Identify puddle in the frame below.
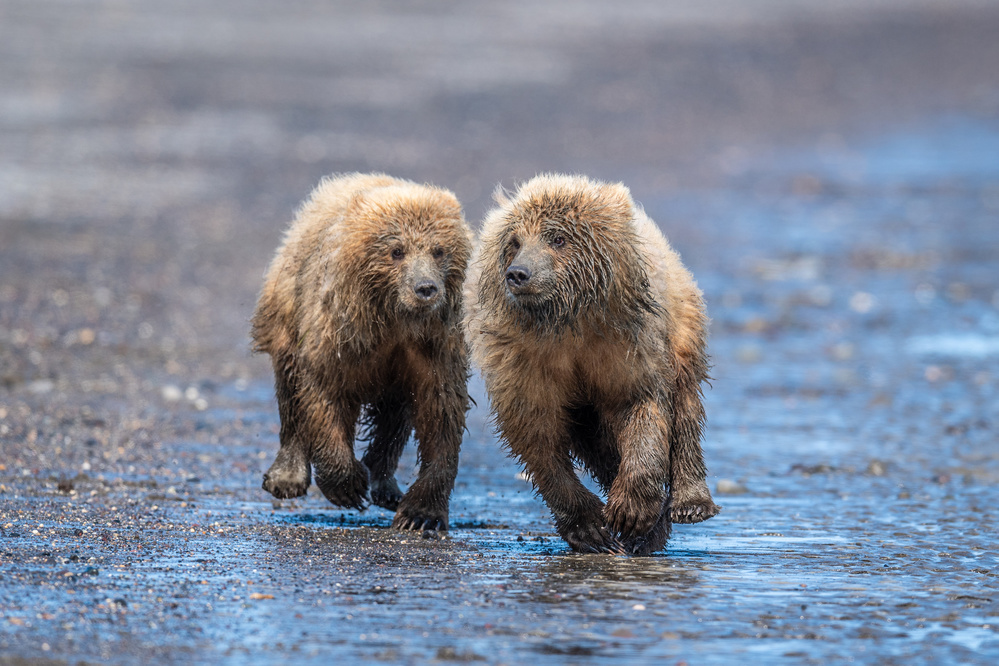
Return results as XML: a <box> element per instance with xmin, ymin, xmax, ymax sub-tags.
<box><xmin>905</xmin><ymin>334</ymin><xmax>999</xmax><ymax>357</ymax></box>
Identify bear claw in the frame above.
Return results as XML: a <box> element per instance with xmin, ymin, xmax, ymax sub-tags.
<box><xmin>392</xmin><ymin>510</ymin><xmax>447</xmax><ymax>532</ymax></box>
<box><xmin>668</xmin><ymin>501</ymin><xmax>721</xmax><ymax>524</ymax></box>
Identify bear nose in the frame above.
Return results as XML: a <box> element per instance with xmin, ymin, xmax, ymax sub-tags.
<box><xmin>414</xmin><ymin>281</ymin><xmax>439</xmax><ymax>300</ymax></box>
<box><xmin>505</xmin><ymin>265</ymin><xmax>532</xmax><ymax>287</ymax></box>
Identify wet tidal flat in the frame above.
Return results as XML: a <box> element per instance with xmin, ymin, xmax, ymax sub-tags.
<box><xmin>3</xmin><ymin>1</ymin><xmax>999</xmax><ymax>663</ymax></box>
<box><xmin>4</xmin><ymin>118</ymin><xmax>999</xmax><ymax>662</ymax></box>
<box><xmin>1</xmin><ymin>366</ymin><xmax>997</xmax><ymax>665</ymax></box>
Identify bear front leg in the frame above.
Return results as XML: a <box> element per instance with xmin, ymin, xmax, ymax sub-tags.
<box><xmin>529</xmin><ymin>449</ymin><xmax>625</xmax><ymax>555</ymax></box>
<box><xmin>360</xmin><ymin>392</ymin><xmax>412</xmax><ymax>512</ymax></box>
<box><xmin>392</xmin><ymin>381</ymin><xmax>465</xmax><ymax>532</ymax></box>
<box><xmin>603</xmin><ymin>399</ymin><xmax>670</xmax><ymax>543</ymax></box>
<box><xmin>506</xmin><ymin>408</ymin><xmax>623</xmax><ymax>554</ymax></box>
<box><xmin>668</xmin><ymin>376</ymin><xmax>720</xmax><ymax>524</ymax></box>
<box><xmin>302</xmin><ymin>393</ymin><xmax>369</xmax><ymax>510</ymax></box>
<box><xmin>262</xmin><ymin>355</ymin><xmax>311</xmax><ymax>499</ymax></box>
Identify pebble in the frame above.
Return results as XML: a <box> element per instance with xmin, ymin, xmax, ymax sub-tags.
<box><xmin>716</xmin><ymin>479</ymin><xmax>748</xmax><ymax>495</ymax></box>
<box><xmin>866</xmin><ymin>460</ymin><xmax>886</xmax><ymax>476</ymax></box>
<box><xmin>28</xmin><ymin>380</ymin><xmax>54</xmax><ymax>394</ymax></box>
<box><xmin>161</xmin><ymin>385</ymin><xmax>183</xmax><ymax>402</ymax></box>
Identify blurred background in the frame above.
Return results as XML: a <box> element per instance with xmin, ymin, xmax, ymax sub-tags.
<box><xmin>1</xmin><ymin>1</ymin><xmax>998</xmax><ymax>663</ymax></box>
<box><xmin>1</xmin><ymin>0</ymin><xmax>997</xmax><ymax>393</ymax></box>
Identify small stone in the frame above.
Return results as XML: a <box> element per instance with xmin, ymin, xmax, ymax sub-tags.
<box><xmin>161</xmin><ymin>385</ymin><xmax>183</xmax><ymax>402</ymax></box>
<box><xmin>830</xmin><ymin>342</ymin><xmax>854</xmax><ymax>361</ymax></box>
<box><xmin>866</xmin><ymin>460</ymin><xmax>886</xmax><ymax>476</ymax></box>
<box><xmin>716</xmin><ymin>478</ymin><xmax>748</xmax><ymax>495</ymax></box>
<box><xmin>849</xmin><ymin>291</ymin><xmax>876</xmax><ymax>313</ymax></box>
<box><xmin>28</xmin><ymin>380</ymin><xmax>55</xmax><ymax>394</ymax></box>
<box><xmin>736</xmin><ymin>345</ymin><xmax>762</xmax><ymax>363</ymax></box>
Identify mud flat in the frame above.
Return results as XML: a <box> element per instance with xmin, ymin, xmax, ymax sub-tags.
<box><xmin>2</xmin><ymin>1</ymin><xmax>998</xmax><ymax>663</ymax></box>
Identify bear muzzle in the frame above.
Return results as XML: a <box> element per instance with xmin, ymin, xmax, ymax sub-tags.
<box><xmin>505</xmin><ymin>264</ymin><xmax>533</xmax><ymax>291</ymax></box>
<box><xmin>413</xmin><ymin>279</ymin><xmax>441</xmax><ymax>302</ymax></box>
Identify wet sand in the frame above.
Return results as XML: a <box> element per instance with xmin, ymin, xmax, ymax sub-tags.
<box><xmin>2</xmin><ymin>1</ymin><xmax>999</xmax><ymax>663</ymax></box>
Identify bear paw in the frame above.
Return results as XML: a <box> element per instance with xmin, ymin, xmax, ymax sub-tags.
<box><xmin>314</xmin><ymin>459</ymin><xmax>370</xmax><ymax>510</ymax></box>
<box><xmin>603</xmin><ymin>492</ymin><xmax>663</xmax><ymax>539</ymax></box>
<box><xmin>561</xmin><ymin>521</ymin><xmax>625</xmax><ymax>555</ymax></box>
<box><xmin>620</xmin><ymin>516</ymin><xmax>670</xmax><ymax>556</ymax></box>
<box><xmin>668</xmin><ymin>500</ymin><xmax>721</xmax><ymax>524</ymax></box>
<box><xmin>392</xmin><ymin>502</ymin><xmax>448</xmax><ymax>532</ymax></box>
<box><xmin>668</xmin><ymin>482</ymin><xmax>721</xmax><ymax>524</ymax></box>
<box><xmin>370</xmin><ymin>476</ymin><xmax>404</xmax><ymax>511</ymax></box>
<box><xmin>262</xmin><ymin>451</ymin><xmax>310</xmax><ymax>499</ymax></box>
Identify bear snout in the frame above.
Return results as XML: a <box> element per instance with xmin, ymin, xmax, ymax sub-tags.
<box><xmin>505</xmin><ymin>264</ymin><xmax>533</xmax><ymax>290</ymax></box>
<box><xmin>414</xmin><ymin>279</ymin><xmax>440</xmax><ymax>301</ymax></box>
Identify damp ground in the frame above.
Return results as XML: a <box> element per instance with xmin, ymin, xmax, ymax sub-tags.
<box><xmin>2</xmin><ymin>2</ymin><xmax>998</xmax><ymax>664</ymax></box>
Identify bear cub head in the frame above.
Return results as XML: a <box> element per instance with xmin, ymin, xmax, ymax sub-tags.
<box><xmin>478</xmin><ymin>173</ymin><xmax>658</xmax><ymax>335</ymax></box>
<box><xmin>345</xmin><ymin>184</ymin><xmax>470</xmax><ymax>325</ymax></box>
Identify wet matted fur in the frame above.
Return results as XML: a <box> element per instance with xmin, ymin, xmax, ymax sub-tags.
<box><xmin>465</xmin><ymin>173</ymin><xmax>719</xmax><ymax>554</ymax></box>
<box><xmin>252</xmin><ymin>173</ymin><xmax>472</xmax><ymax>531</ymax></box>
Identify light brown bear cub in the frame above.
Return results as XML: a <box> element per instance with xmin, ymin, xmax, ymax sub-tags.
<box><xmin>252</xmin><ymin>173</ymin><xmax>472</xmax><ymax>531</ymax></box>
<box><xmin>465</xmin><ymin>173</ymin><xmax>719</xmax><ymax>554</ymax></box>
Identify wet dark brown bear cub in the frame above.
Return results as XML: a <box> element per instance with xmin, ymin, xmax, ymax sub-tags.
<box><xmin>465</xmin><ymin>174</ymin><xmax>719</xmax><ymax>554</ymax></box>
<box><xmin>252</xmin><ymin>173</ymin><xmax>472</xmax><ymax>531</ymax></box>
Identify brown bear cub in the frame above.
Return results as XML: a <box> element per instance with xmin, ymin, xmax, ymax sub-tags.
<box><xmin>252</xmin><ymin>173</ymin><xmax>472</xmax><ymax>531</ymax></box>
<box><xmin>465</xmin><ymin>173</ymin><xmax>719</xmax><ymax>554</ymax></box>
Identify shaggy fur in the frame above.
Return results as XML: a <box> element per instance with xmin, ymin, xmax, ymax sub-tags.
<box><xmin>465</xmin><ymin>173</ymin><xmax>719</xmax><ymax>555</ymax></box>
<box><xmin>252</xmin><ymin>173</ymin><xmax>472</xmax><ymax>531</ymax></box>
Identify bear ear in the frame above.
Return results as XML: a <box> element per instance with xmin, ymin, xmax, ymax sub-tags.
<box><xmin>600</xmin><ymin>183</ymin><xmax>635</xmax><ymax>219</ymax></box>
<box><xmin>600</xmin><ymin>182</ymin><xmax>634</xmax><ymax>210</ymax></box>
<box><xmin>345</xmin><ymin>190</ymin><xmax>369</xmax><ymax>216</ymax></box>
<box><xmin>492</xmin><ymin>184</ymin><xmax>512</xmax><ymax>207</ymax></box>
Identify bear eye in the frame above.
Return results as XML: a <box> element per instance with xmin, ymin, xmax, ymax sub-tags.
<box><xmin>391</xmin><ymin>247</ymin><xmax>405</xmax><ymax>261</ymax></box>
<box><xmin>432</xmin><ymin>247</ymin><xmax>445</xmax><ymax>260</ymax></box>
<box><xmin>551</xmin><ymin>235</ymin><xmax>566</xmax><ymax>248</ymax></box>
<box><xmin>510</xmin><ymin>237</ymin><xmax>521</xmax><ymax>251</ymax></box>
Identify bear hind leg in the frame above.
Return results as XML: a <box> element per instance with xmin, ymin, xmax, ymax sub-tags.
<box><xmin>567</xmin><ymin>404</ymin><xmax>620</xmax><ymax>494</ymax></box>
<box><xmin>360</xmin><ymin>391</ymin><xmax>412</xmax><ymax>512</ymax></box>
<box><xmin>392</xmin><ymin>378</ymin><xmax>466</xmax><ymax>532</ymax></box>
